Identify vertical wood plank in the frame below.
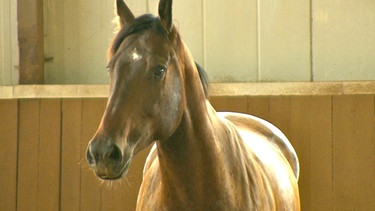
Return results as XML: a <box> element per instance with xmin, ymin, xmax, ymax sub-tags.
<box><xmin>101</xmin><ymin>145</ymin><xmax>153</xmax><ymax>211</ymax></box>
<box><xmin>209</xmin><ymin>96</ymin><xmax>248</xmax><ymax>113</ymax></box>
<box><xmin>247</xmin><ymin>96</ymin><xmax>270</xmax><ymax>120</ymax></box>
<box><xmin>17</xmin><ymin>100</ymin><xmax>40</xmax><ymax>211</ymax></box>
<box><xmin>268</xmin><ymin>97</ymin><xmax>291</xmax><ymax>137</ymax></box>
<box><xmin>0</xmin><ymin>100</ymin><xmax>18</xmax><ymax>210</ymax></box>
<box><xmin>80</xmin><ymin>99</ymin><xmax>106</xmax><ymax>211</ymax></box>
<box><xmin>44</xmin><ymin>0</ymin><xmax>115</xmax><ymax>84</ymax></box>
<box><xmin>0</xmin><ymin>0</ymin><xmax>19</xmax><ymax>85</ymax></box>
<box><xmin>351</xmin><ymin>95</ymin><xmax>374</xmax><ymax>207</ymax></box>
<box><xmin>61</xmin><ymin>99</ymin><xmax>83</xmax><ymax>210</ymax></box>
<box><xmin>332</xmin><ymin>96</ymin><xmax>353</xmax><ymax>210</ymax></box>
<box><xmin>310</xmin><ymin>96</ymin><xmax>333</xmax><ymax>210</ymax></box>
<box><xmin>76</xmin><ymin>0</ymin><xmax>113</xmax><ymax>84</ymax></box>
<box><xmin>101</xmin><ymin>186</ymin><xmax>126</xmax><ymax>211</ymax></box>
<box><xmin>18</xmin><ymin>0</ymin><xmax>44</xmax><ymax>84</ymax></box>
<box><xmin>333</xmin><ymin>95</ymin><xmax>375</xmax><ymax>210</ymax></box>
<box><xmin>290</xmin><ymin>96</ymin><xmax>312</xmax><ymax>211</ymax></box>
<box><xmin>38</xmin><ymin>99</ymin><xmax>61</xmax><ymax>210</ymax></box>
<box><xmin>62</xmin><ymin>0</ymin><xmax>79</xmax><ymax>84</ymax></box>
<box><xmin>43</xmin><ymin>0</ymin><xmax>65</xmax><ymax>83</ymax></box>
<box><xmin>0</xmin><ymin>1</ymin><xmax>7</xmax><ymax>84</ymax></box>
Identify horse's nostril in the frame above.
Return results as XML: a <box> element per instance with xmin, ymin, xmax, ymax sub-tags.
<box><xmin>86</xmin><ymin>145</ymin><xmax>96</xmax><ymax>166</ymax></box>
<box><xmin>108</xmin><ymin>145</ymin><xmax>122</xmax><ymax>163</ymax></box>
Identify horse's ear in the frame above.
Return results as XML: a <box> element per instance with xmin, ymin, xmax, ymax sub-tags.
<box><xmin>158</xmin><ymin>0</ymin><xmax>173</xmax><ymax>31</ymax></box>
<box><xmin>116</xmin><ymin>0</ymin><xmax>135</xmax><ymax>28</ymax></box>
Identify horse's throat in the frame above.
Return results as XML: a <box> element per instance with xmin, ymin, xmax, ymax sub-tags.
<box><xmin>157</xmin><ymin>102</ymin><xmax>229</xmax><ymax>203</ymax></box>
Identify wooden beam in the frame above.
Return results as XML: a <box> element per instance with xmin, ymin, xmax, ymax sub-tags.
<box><xmin>18</xmin><ymin>0</ymin><xmax>44</xmax><ymax>84</ymax></box>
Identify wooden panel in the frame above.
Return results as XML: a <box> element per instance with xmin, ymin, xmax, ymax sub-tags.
<box><xmin>44</xmin><ymin>0</ymin><xmax>114</xmax><ymax>84</ymax></box>
<box><xmin>268</xmin><ymin>97</ymin><xmax>291</xmax><ymax>136</ymax></box>
<box><xmin>210</xmin><ymin>96</ymin><xmax>248</xmax><ymax>113</ymax></box>
<box><xmin>205</xmin><ymin>0</ymin><xmax>257</xmax><ymax>82</ymax></box>
<box><xmin>17</xmin><ymin>100</ymin><xmax>40</xmax><ymax>211</ymax></box>
<box><xmin>0</xmin><ymin>1</ymin><xmax>6</xmax><ymax>84</ymax></box>
<box><xmin>310</xmin><ymin>96</ymin><xmax>333</xmax><ymax>210</ymax></box>
<box><xmin>0</xmin><ymin>0</ymin><xmax>18</xmax><ymax>85</ymax></box>
<box><xmin>101</xmin><ymin>185</ymin><xmax>127</xmax><ymax>211</ymax></box>
<box><xmin>333</xmin><ymin>95</ymin><xmax>375</xmax><ymax>210</ymax></box>
<box><xmin>123</xmin><ymin>145</ymin><xmax>153</xmax><ymax>210</ymax></box>
<box><xmin>247</xmin><ymin>96</ymin><xmax>270</xmax><ymax>120</ymax></box>
<box><xmin>144</xmin><ymin>0</ymin><xmax>204</xmax><ymax>64</ymax></box>
<box><xmin>61</xmin><ymin>99</ymin><xmax>83</xmax><ymax>210</ymax></box>
<box><xmin>173</xmin><ymin>0</ymin><xmax>204</xmax><ymax>65</ymax></box>
<box><xmin>2</xmin><ymin>95</ymin><xmax>374</xmax><ymax>210</ymax></box>
<box><xmin>38</xmin><ymin>99</ymin><xmax>61</xmax><ymax>210</ymax></box>
<box><xmin>38</xmin><ymin>0</ymin><xmax>375</xmax><ymax>84</ymax></box>
<box><xmin>80</xmin><ymin>99</ymin><xmax>106</xmax><ymax>210</ymax></box>
<box><xmin>313</xmin><ymin>1</ymin><xmax>375</xmax><ymax>81</ymax></box>
<box><xmin>259</xmin><ymin>0</ymin><xmax>311</xmax><ymax>81</ymax></box>
<box><xmin>0</xmin><ymin>100</ymin><xmax>18</xmax><ymax>210</ymax></box>
<box><xmin>43</xmin><ymin>0</ymin><xmax>65</xmax><ymax>84</ymax></box>
<box><xmin>351</xmin><ymin>95</ymin><xmax>375</xmax><ymax>207</ymax></box>
<box><xmin>290</xmin><ymin>97</ymin><xmax>312</xmax><ymax>210</ymax></box>
<box><xmin>101</xmin><ymin>145</ymin><xmax>152</xmax><ymax>211</ymax></box>
<box><xmin>18</xmin><ymin>0</ymin><xmax>44</xmax><ymax>84</ymax></box>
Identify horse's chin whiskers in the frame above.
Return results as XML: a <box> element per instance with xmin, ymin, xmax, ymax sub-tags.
<box><xmin>98</xmin><ymin>176</ymin><xmax>130</xmax><ymax>191</ymax></box>
<box><xmin>123</xmin><ymin>175</ymin><xmax>133</xmax><ymax>188</ymax></box>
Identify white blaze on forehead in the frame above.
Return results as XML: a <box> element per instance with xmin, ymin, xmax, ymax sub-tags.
<box><xmin>131</xmin><ymin>48</ymin><xmax>142</xmax><ymax>61</ymax></box>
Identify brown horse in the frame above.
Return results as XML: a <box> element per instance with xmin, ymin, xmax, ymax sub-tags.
<box><xmin>86</xmin><ymin>0</ymin><xmax>300</xmax><ymax>210</ymax></box>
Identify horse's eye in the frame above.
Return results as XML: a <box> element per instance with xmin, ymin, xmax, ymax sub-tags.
<box><xmin>153</xmin><ymin>65</ymin><xmax>166</xmax><ymax>79</ymax></box>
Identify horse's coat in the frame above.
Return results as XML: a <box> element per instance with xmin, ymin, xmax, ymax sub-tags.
<box><xmin>86</xmin><ymin>0</ymin><xmax>300</xmax><ymax>210</ymax></box>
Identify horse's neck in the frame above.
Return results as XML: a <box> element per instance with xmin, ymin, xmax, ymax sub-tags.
<box><xmin>157</xmin><ymin>99</ymin><xmax>231</xmax><ymax>201</ymax></box>
<box><xmin>157</xmin><ymin>55</ymin><xmax>237</xmax><ymax>204</ymax></box>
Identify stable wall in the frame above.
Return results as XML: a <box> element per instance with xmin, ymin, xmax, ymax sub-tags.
<box><xmin>1</xmin><ymin>0</ymin><xmax>375</xmax><ymax>84</ymax></box>
<box><xmin>0</xmin><ymin>0</ymin><xmax>18</xmax><ymax>85</ymax></box>
<box><xmin>42</xmin><ymin>0</ymin><xmax>375</xmax><ymax>83</ymax></box>
<box><xmin>0</xmin><ymin>83</ymin><xmax>374</xmax><ymax>210</ymax></box>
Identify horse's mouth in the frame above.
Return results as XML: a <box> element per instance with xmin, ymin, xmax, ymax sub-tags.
<box><xmin>96</xmin><ymin>159</ymin><xmax>132</xmax><ymax>181</ymax></box>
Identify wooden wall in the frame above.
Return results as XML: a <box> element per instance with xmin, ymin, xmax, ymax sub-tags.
<box><xmin>0</xmin><ymin>95</ymin><xmax>374</xmax><ymax>210</ymax></box>
<box><xmin>0</xmin><ymin>99</ymin><xmax>148</xmax><ymax>211</ymax></box>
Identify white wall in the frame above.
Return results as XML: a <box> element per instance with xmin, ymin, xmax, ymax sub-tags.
<box><xmin>1</xmin><ymin>0</ymin><xmax>375</xmax><ymax>85</ymax></box>
<box><xmin>0</xmin><ymin>0</ymin><xmax>18</xmax><ymax>85</ymax></box>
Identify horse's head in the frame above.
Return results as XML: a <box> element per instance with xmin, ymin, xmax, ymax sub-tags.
<box><xmin>86</xmin><ymin>0</ymin><xmax>196</xmax><ymax>180</ymax></box>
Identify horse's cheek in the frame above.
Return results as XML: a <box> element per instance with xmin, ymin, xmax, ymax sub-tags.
<box><xmin>155</xmin><ymin>87</ymin><xmax>182</xmax><ymax>139</ymax></box>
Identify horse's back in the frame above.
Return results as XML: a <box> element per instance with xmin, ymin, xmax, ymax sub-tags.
<box><xmin>219</xmin><ymin>112</ymin><xmax>299</xmax><ymax>180</ymax></box>
<box><xmin>219</xmin><ymin>112</ymin><xmax>300</xmax><ymax>210</ymax></box>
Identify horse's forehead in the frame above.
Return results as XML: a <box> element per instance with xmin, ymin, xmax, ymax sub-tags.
<box><xmin>111</xmin><ymin>30</ymin><xmax>171</xmax><ymax>69</ymax></box>
<box><xmin>143</xmin><ymin>33</ymin><xmax>170</xmax><ymax>53</ymax></box>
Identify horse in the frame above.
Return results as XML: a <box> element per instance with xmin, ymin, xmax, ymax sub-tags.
<box><xmin>86</xmin><ymin>0</ymin><xmax>301</xmax><ymax>210</ymax></box>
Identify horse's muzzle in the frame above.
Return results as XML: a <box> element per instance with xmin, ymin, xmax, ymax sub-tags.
<box><xmin>86</xmin><ymin>136</ymin><xmax>131</xmax><ymax>180</ymax></box>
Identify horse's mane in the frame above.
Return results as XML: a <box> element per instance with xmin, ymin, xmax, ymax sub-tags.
<box><xmin>108</xmin><ymin>14</ymin><xmax>209</xmax><ymax>98</ymax></box>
